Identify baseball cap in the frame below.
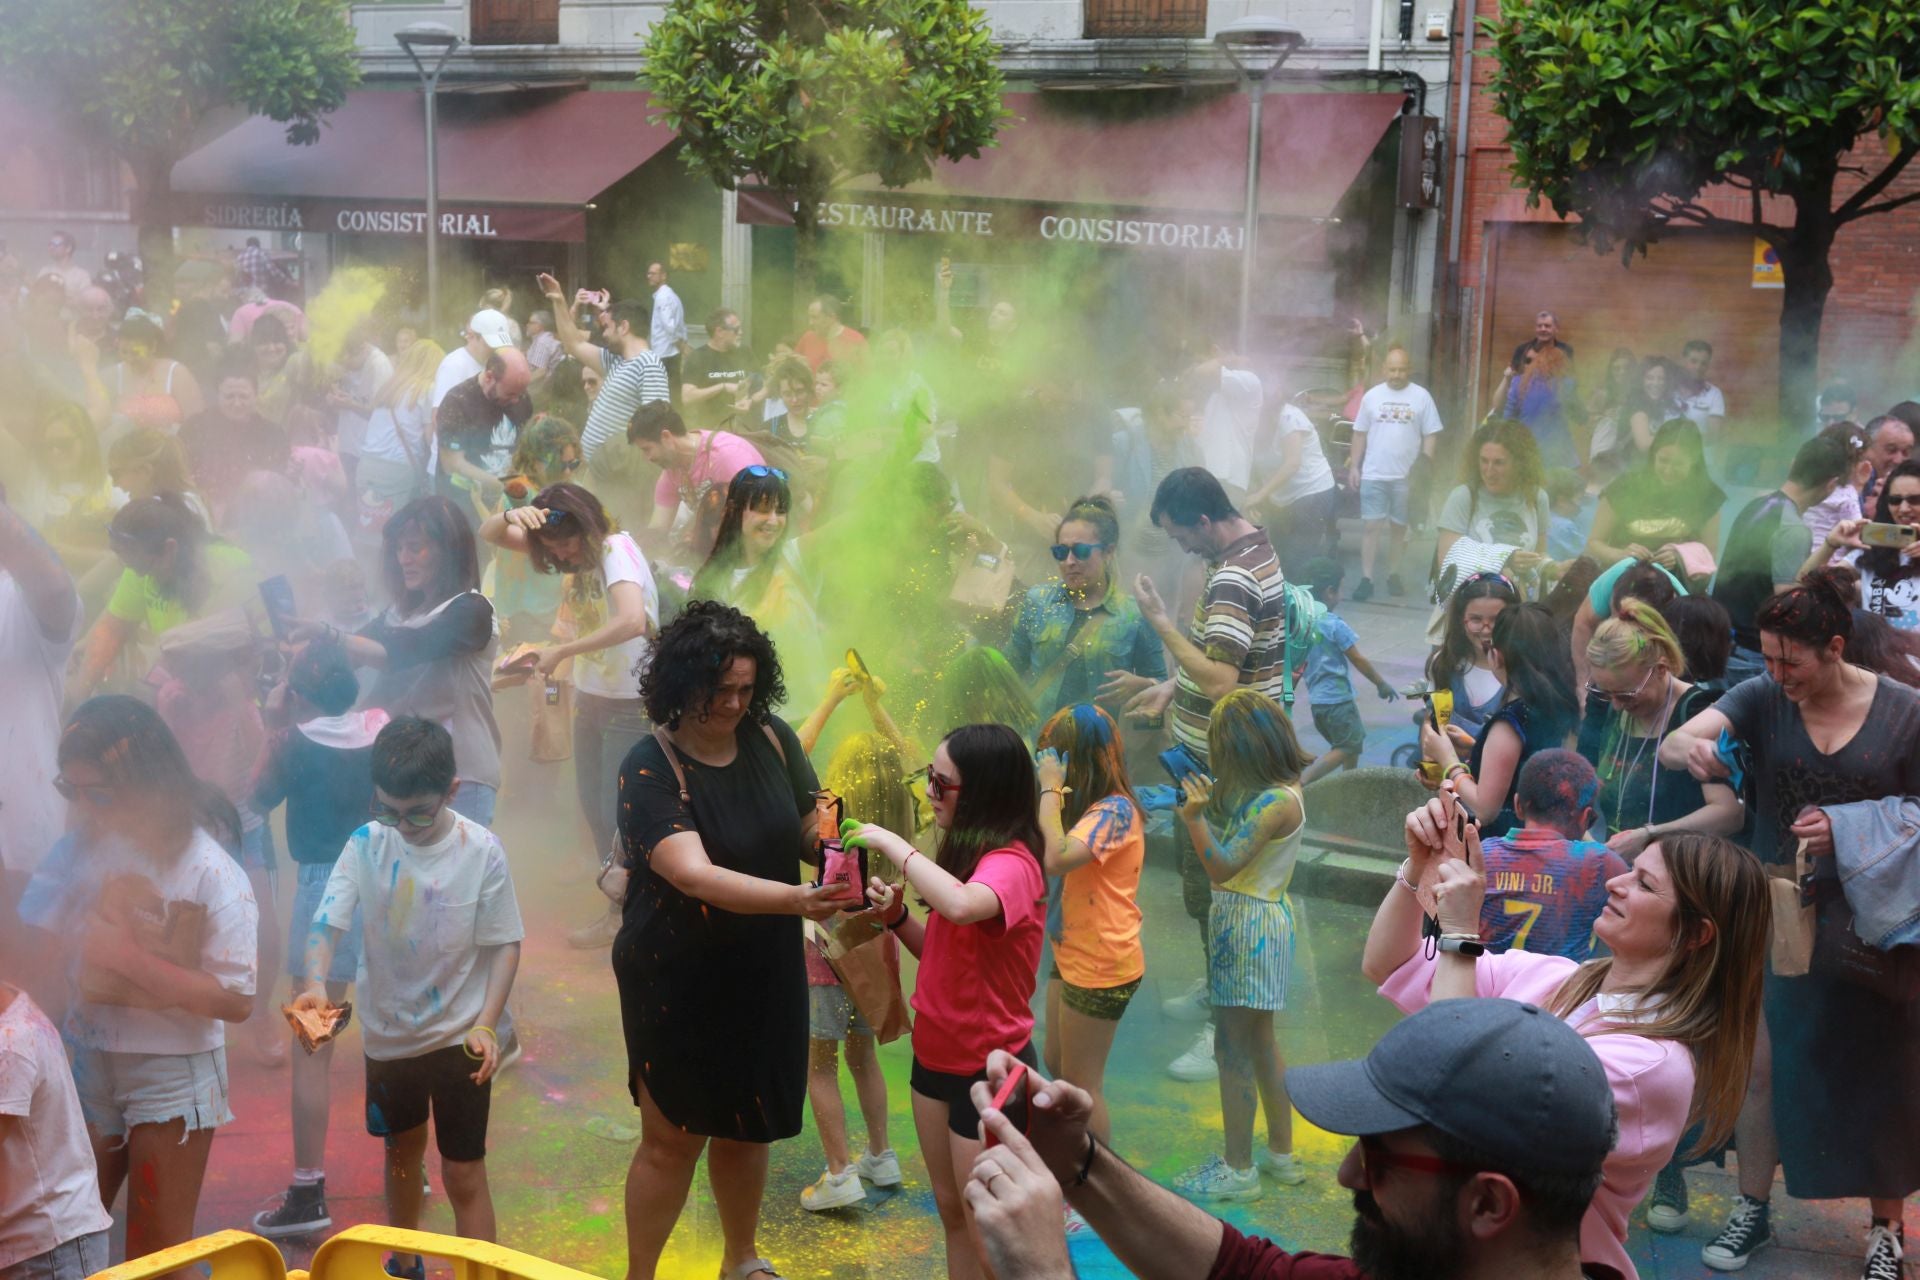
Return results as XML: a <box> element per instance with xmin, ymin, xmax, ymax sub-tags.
<box><xmin>1285</xmin><ymin>999</ymin><xmax>1616</xmax><ymax>1175</ymax></box>
<box><xmin>467</xmin><ymin>308</ymin><xmax>515</xmax><ymax>351</ymax></box>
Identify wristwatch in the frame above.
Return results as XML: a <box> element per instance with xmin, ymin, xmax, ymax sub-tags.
<box><xmin>1436</xmin><ymin>935</ymin><xmax>1486</xmax><ymax>958</ymax></box>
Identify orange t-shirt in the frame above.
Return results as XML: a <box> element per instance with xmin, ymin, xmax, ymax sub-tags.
<box><xmin>1055</xmin><ymin>795</ymin><xmax>1146</xmax><ymax>990</ymax></box>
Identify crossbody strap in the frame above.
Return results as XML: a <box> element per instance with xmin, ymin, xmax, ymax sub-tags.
<box><xmin>652</xmin><ymin>720</ymin><xmax>788</xmax><ymax>805</ymax></box>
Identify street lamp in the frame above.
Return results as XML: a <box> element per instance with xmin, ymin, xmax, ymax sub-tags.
<box><xmin>396</xmin><ymin>22</ymin><xmax>462</xmax><ymax>335</ymax></box>
<box><xmin>1215</xmin><ymin>16</ymin><xmax>1306</xmax><ymax>354</ymax></box>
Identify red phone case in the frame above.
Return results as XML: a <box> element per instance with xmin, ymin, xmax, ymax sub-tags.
<box><xmin>983</xmin><ymin>1063</ymin><xmax>1030</xmax><ymax>1148</ymax></box>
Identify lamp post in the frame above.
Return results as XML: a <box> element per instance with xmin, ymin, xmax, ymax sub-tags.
<box><xmin>1214</xmin><ymin>16</ymin><xmax>1306</xmax><ymax>354</ymax></box>
<box><xmin>396</xmin><ymin>22</ymin><xmax>462</xmax><ymax>335</ymax></box>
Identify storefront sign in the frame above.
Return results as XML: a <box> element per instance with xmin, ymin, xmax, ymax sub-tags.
<box><xmin>173</xmin><ymin>197</ymin><xmax>587</xmax><ymax>243</ymax></box>
<box><xmin>1037</xmin><ymin>214</ymin><xmax>1243</xmax><ymax>252</ymax></box>
<box><xmin>819</xmin><ymin>200</ymin><xmax>998</xmax><ymax>236</ymax></box>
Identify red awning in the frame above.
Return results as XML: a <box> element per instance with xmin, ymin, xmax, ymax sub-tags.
<box><xmin>740</xmin><ymin>88</ymin><xmax>1405</xmax><ymax>238</ymax></box>
<box><xmin>169</xmin><ymin>88</ymin><xmax>676</xmax><ymax>243</ymax></box>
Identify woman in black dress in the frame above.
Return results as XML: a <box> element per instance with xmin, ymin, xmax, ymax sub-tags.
<box><xmin>613</xmin><ymin>601</ymin><xmax>856</xmax><ymax>1280</ymax></box>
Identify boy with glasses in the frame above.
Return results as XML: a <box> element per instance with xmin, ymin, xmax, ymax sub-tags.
<box><xmin>292</xmin><ymin>717</ymin><xmax>523</xmax><ymax>1278</ymax></box>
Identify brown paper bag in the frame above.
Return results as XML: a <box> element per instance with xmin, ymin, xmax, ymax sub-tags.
<box><xmin>80</xmin><ymin>875</ymin><xmax>208</xmax><ymax>1008</ymax></box>
<box><xmin>950</xmin><ymin>543</ymin><xmax>1015</xmax><ymax>613</ymax></box>
<box><xmin>811</xmin><ymin>917</ymin><xmax>911</xmax><ymax>1045</ymax></box>
<box><xmin>531</xmin><ymin>674</ymin><xmax>574</xmax><ymax>762</ymax></box>
<box><xmin>1767</xmin><ymin>839</ymin><xmax>1815</xmax><ymax>977</ymax></box>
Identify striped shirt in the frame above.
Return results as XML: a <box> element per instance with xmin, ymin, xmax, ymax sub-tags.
<box><xmin>580</xmin><ymin>346</ymin><xmax>671</xmax><ymax>462</ymax></box>
<box><xmin>1171</xmin><ymin>529</ymin><xmax>1288</xmax><ymax>761</ymax></box>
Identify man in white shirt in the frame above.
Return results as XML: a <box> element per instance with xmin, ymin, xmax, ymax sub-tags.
<box><xmin>648</xmin><ymin>262</ymin><xmax>687</xmax><ymax>408</ymax></box>
<box><xmin>1347</xmin><ymin>345</ymin><xmax>1443</xmax><ymax>601</ymax></box>
<box><xmin>1188</xmin><ymin>346</ymin><xmax>1263</xmax><ymax>497</ymax></box>
<box><xmin>328</xmin><ymin>325</ymin><xmax>393</xmax><ymax>487</ymax></box>
<box><xmin>433</xmin><ymin>308</ymin><xmax>515</xmax><ymax>413</ymax></box>
<box><xmin>1677</xmin><ymin>339</ymin><xmax>1727</xmax><ymax>437</ymax></box>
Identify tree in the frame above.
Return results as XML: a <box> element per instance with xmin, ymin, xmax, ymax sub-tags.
<box><xmin>0</xmin><ymin>0</ymin><xmax>360</xmax><ymax>303</ymax></box>
<box><xmin>1484</xmin><ymin>0</ymin><xmax>1920</xmax><ymax>419</ymax></box>
<box><xmin>644</xmin><ymin>0</ymin><xmax>1007</xmax><ymax>303</ymax></box>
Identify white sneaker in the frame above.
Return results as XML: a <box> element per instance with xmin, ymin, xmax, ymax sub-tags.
<box><xmin>1176</xmin><ymin>1155</ymin><xmax>1261</xmax><ymax>1202</ymax></box>
<box><xmin>1255</xmin><ymin>1148</ymin><xmax>1306</xmax><ymax>1185</ymax></box>
<box><xmin>1161</xmin><ymin>978</ymin><xmax>1211</xmax><ymax>1023</ymax></box>
<box><xmin>1167</xmin><ymin>1025</ymin><xmax>1217</xmax><ymax>1081</ymax></box>
<box><xmin>857</xmin><ymin>1148</ymin><xmax>903</xmax><ymax>1187</ymax></box>
<box><xmin>800</xmin><ymin>1166</ymin><xmax>866</xmax><ymax>1211</ymax></box>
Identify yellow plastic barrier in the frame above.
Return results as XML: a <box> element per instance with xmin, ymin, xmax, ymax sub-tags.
<box><xmin>297</xmin><ymin>1225</ymin><xmax>605</xmax><ymax>1280</ymax></box>
<box><xmin>87</xmin><ymin>1229</ymin><xmax>289</xmax><ymax>1280</ymax></box>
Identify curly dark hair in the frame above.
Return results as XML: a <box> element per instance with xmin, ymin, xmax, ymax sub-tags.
<box><xmin>639</xmin><ymin>599</ymin><xmax>787</xmax><ymax>729</ymax></box>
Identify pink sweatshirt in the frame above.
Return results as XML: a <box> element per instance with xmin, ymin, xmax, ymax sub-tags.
<box><xmin>1380</xmin><ymin>949</ymin><xmax>1694</xmax><ymax>1280</ymax></box>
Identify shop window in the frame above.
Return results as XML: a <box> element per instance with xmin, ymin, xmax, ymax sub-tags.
<box><xmin>1083</xmin><ymin>0</ymin><xmax>1206</xmax><ymax>38</ymax></box>
<box><xmin>471</xmin><ymin>0</ymin><xmax>559</xmax><ymax>44</ymax></box>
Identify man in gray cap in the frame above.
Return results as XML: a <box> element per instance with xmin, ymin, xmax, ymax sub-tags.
<box><xmin>962</xmin><ymin>998</ymin><xmax>1622</xmax><ymax>1280</ymax></box>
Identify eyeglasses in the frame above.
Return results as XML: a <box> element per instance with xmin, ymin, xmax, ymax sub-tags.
<box><xmin>370</xmin><ymin>797</ymin><xmax>446</xmax><ymax>829</ymax></box>
<box><xmin>1358</xmin><ymin>1136</ymin><xmax>1480</xmax><ymax>1185</ymax></box>
<box><xmin>1585</xmin><ymin>664</ymin><xmax>1658</xmax><ymax>706</ymax></box>
<box><xmin>922</xmin><ymin>765</ymin><xmax>962</xmax><ymax>802</ymax></box>
<box><xmin>54</xmin><ymin>776</ymin><xmax>120</xmax><ymax>808</ymax></box>
<box><xmin>742</xmin><ymin>465</ymin><xmax>789</xmax><ymax>483</ymax></box>
<box><xmin>1050</xmin><ymin>542</ymin><xmax>1108</xmax><ymax>562</ymax></box>
<box><xmin>543</xmin><ymin>456</ymin><xmax>581</xmax><ymax>474</ymax></box>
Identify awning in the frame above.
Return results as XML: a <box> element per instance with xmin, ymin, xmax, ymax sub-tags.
<box><xmin>739</xmin><ymin>89</ymin><xmax>1405</xmax><ymax>248</ymax></box>
<box><xmin>170</xmin><ymin>88</ymin><xmax>676</xmax><ymax>243</ymax></box>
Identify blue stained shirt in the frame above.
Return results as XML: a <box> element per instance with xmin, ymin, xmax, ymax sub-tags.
<box><xmin>1006</xmin><ymin>582</ymin><xmax>1167</xmax><ymax>718</ymax></box>
<box><xmin>1303</xmin><ymin>612</ymin><xmax>1359</xmax><ymax>707</ymax></box>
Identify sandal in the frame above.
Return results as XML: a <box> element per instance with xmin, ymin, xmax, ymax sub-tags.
<box><xmin>719</xmin><ymin>1260</ymin><xmax>782</xmax><ymax>1280</ymax></box>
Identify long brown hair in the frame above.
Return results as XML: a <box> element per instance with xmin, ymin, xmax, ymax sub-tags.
<box><xmin>1037</xmin><ymin>703</ymin><xmax>1136</xmax><ymax>829</ymax></box>
<box><xmin>1547</xmin><ymin>831</ymin><xmax>1769</xmax><ymax>1153</ymax></box>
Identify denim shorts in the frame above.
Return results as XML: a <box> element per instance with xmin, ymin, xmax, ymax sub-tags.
<box><xmin>68</xmin><ymin>1044</ymin><xmax>234</xmax><ymax>1139</ymax></box>
<box><xmin>237</xmin><ymin>814</ymin><xmax>278</xmax><ymax>877</ymax></box>
<box><xmin>288</xmin><ymin>862</ymin><xmax>362</xmax><ymax>984</ymax></box>
<box><xmin>0</xmin><ymin>1232</ymin><xmax>109</xmax><ymax>1280</ymax></box>
<box><xmin>808</xmin><ymin>983</ymin><xmax>873</xmax><ymax>1041</ymax></box>
<box><xmin>449</xmin><ymin>781</ymin><xmax>497</xmax><ymax>829</ymax></box>
<box><xmin>1310</xmin><ymin>699</ymin><xmax>1367</xmax><ymax>753</ymax></box>
<box><xmin>1359</xmin><ymin>477</ymin><xmax>1411</xmax><ymax>525</ymax></box>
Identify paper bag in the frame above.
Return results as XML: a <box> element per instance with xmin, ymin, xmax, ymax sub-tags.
<box><xmin>80</xmin><ymin>875</ymin><xmax>208</xmax><ymax>1009</ymax></box>
<box><xmin>531</xmin><ymin>674</ymin><xmax>574</xmax><ymax>762</ymax></box>
<box><xmin>492</xmin><ymin>644</ymin><xmax>542</xmax><ymax>691</ymax></box>
<box><xmin>950</xmin><ymin>543</ymin><xmax>1015</xmax><ymax>613</ymax></box>
<box><xmin>823</xmin><ymin>928</ymin><xmax>911</xmax><ymax>1045</ymax></box>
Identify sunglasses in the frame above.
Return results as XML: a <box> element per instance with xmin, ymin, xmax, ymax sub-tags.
<box><xmin>54</xmin><ymin>776</ymin><xmax>120</xmax><ymax>808</ymax></box>
<box><xmin>1887</xmin><ymin>493</ymin><xmax>1920</xmax><ymax>508</ymax></box>
<box><xmin>742</xmin><ymin>465</ymin><xmax>789</xmax><ymax>483</ymax></box>
<box><xmin>1358</xmin><ymin>1136</ymin><xmax>1480</xmax><ymax>1185</ymax></box>
<box><xmin>1051</xmin><ymin>542</ymin><xmax>1108</xmax><ymax>562</ymax></box>
<box><xmin>921</xmin><ymin>765</ymin><xmax>962</xmax><ymax>802</ymax></box>
<box><xmin>1585</xmin><ymin>664</ymin><xmax>1658</xmax><ymax>706</ymax></box>
<box><xmin>370</xmin><ymin>798</ymin><xmax>446</xmax><ymax>829</ymax></box>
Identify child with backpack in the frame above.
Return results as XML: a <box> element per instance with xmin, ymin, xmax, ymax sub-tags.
<box><xmin>1294</xmin><ymin>558</ymin><xmax>1399</xmax><ymax>784</ymax></box>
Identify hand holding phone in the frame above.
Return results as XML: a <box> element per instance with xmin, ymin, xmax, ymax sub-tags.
<box><xmin>983</xmin><ymin>1062</ymin><xmax>1031</xmax><ymax>1149</ymax></box>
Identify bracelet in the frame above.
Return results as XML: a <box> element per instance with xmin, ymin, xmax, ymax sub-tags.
<box><xmin>1444</xmin><ymin>763</ymin><xmax>1469</xmax><ymax>781</ymax></box>
<box><xmin>904</xmin><ymin>849</ymin><xmax>919</xmax><ymax>874</ymax></box>
<box><xmin>1394</xmin><ymin>859</ymin><xmax>1419</xmax><ymax>895</ymax></box>
<box><xmin>469</xmin><ymin>1024</ymin><xmax>498</xmax><ymax>1042</ymax></box>
<box><xmin>1072</xmin><ymin>1133</ymin><xmax>1099</xmax><ymax>1187</ymax></box>
<box><xmin>1042</xmin><ymin>786</ymin><xmax>1070</xmax><ymax>798</ymax></box>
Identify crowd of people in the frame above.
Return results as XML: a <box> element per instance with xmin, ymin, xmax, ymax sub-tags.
<box><xmin>0</xmin><ymin>237</ymin><xmax>1917</xmax><ymax>1280</ymax></box>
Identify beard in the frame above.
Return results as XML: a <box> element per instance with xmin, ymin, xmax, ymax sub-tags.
<box><xmin>1348</xmin><ymin>1188</ymin><xmax>1468</xmax><ymax>1280</ymax></box>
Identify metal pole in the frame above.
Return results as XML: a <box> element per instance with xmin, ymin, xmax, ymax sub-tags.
<box><xmin>1238</xmin><ymin>75</ymin><xmax>1266</xmax><ymax>354</ymax></box>
<box><xmin>423</xmin><ymin>72</ymin><xmax>441</xmax><ymax>335</ymax></box>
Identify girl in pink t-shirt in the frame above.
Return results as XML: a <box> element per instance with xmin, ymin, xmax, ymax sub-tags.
<box><xmin>1361</xmin><ymin>788</ymin><xmax>1769</xmax><ymax>1280</ymax></box>
<box><xmin>856</xmin><ymin>723</ymin><xmax>1045</xmax><ymax>1280</ymax></box>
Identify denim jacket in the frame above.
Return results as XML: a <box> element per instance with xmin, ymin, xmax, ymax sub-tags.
<box><xmin>1007</xmin><ymin>582</ymin><xmax>1167</xmax><ymax>719</ymax></box>
<box><xmin>1823</xmin><ymin>795</ymin><xmax>1920</xmax><ymax>949</ymax></box>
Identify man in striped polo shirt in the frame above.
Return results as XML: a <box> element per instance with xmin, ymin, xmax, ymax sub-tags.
<box><xmin>1129</xmin><ymin>467</ymin><xmax>1289</xmax><ymax>1082</ymax></box>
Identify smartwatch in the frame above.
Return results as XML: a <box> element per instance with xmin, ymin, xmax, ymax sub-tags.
<box><xmin>1436</xmin><ymin>935</ymin><xmax>1486</xmax><ymax>958</ymax></box>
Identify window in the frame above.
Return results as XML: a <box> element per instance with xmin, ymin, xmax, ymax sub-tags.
<box><xmin>471</xmin><ymin>0</ymin><xmax>559</xmax><ymax>44</ymax></box>
<box><xmin>1083</xmin><ymin>0</ymin><xmax>1206</xmax><ymax>37</ymax></box>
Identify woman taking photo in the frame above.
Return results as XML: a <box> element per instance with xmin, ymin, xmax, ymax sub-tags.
<box><xmin>1007</xmin><ymin>496</ymin><xmax>1166</xmax><ymax>722</ymax></box>
<box><xmin>1419</xmin><ymin>602</ymin><xmax>1578</xmax><ymax>835</ymax></box>
<box><xmin>1423</xmin><ymin>571</ymin><xmax>1519</xmax><ymax>740</ymax></box>
<box><xmin>1034</xmin><ymin>703</ymin><xmax>1144</xmax><ymax>1144</ymax></box>
<box><xmin>612</xmin><ymin>601</ymin><xmax>854</xmax><ymax>1280</ymax></box>
<box><xmin>1362</xmin><ymin>801</ymin><xmax>1768</xmax><ymax>1280</ymax></box>
<box><xmin>1585</xmin><ymin>600</ymin><xmax>1742</xmax><ymax>860</ymax></box>
<box><xmin>855</xmin><ymin>724</ymin><xmax>1046</xmax><ymax>1280</ymax></box>
<box><xmin>321</xmin><ymin>497</ymin><xmax>502</xmax><ymax>827</ymax></box>
<box><xmin>1160</xmin><ymin>689</ymin><xmax>1311</xmax><ymax>1200</ymax></box>
<box><xmin>356</xmin><ymin>338</ymin><xmax>445</xmax><ymax>542</ymax></box>
<box><xmin>19</xmin><ymin>696</ymin><xmax>257</xmax><ymax>1266</ymax></box>
<box><xmin>1584</xmin><ymin>419</ymin><xmax>1725</xmax><ymax>576</ymax></box>
<box><xmin>1434</xmin><ymin>418</ymin><xmax>1550</xmax><ymax>590</ymax></box>
<box><xmin>1809</xmin><ymin>459</ymin><xmax>1920</xmax><ymax>630</ymax></box>
<box><xmin>1659</xmin><ymin>570</ymin><xmax>1920</xmax><ymax>1277</ymax></box>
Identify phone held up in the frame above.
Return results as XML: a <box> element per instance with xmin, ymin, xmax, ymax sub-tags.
<box><xmin>983</xmin><ymin>1062</ymin><xmax>1031</xmax><ymax>1149</ymax></box>
<box><xmin>1861</xmin><ymin>522</ymin><xmax>1919</xmax><ymax>549</ymax></box>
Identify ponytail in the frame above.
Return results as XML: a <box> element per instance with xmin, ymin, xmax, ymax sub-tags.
<box><xmin>1757</xmin><ymin>567</ymin><xmax>1854</xmax><ymax>649</ymax></box>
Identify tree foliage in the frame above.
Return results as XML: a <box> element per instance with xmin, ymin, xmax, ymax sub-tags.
<box><xmin>644</xmin><ymin>0</ymin><xmax>1008</xmax><ymax>286</ymax></box>
<box><xmin>1483</xmin><ymin>0</ymin><xmax>1920</xmax><ymax>413</ymax></box>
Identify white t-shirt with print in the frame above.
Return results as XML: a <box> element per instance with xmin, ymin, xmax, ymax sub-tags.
<box><xmin>1679</xmin><ymin>383</ymin><xmax>1726</xmax><ymax>432</ymax></box>
<box><xmin>314</xmin><ymin>814</ymin><xmax>524</xmax><ymax>1061</ymax></box>
<box><xmin>0</xmin><ymin>575</ymin><xmax>81</xmax><ymax>873</ymax></box>
<box><xmin>570</xmin><ymin>532</ymin><xmax>661</xmax><ymax>699</ymax></box>
<box><xmin>1353</xmin><ymin>381</ymin><xmax>1444</xmax><ymax>481</ymax></box>
<box><xmin>20</xmin><ymin>830</ymin><xmax>257</xmax><ymax>1056</ymax></box>
<box><xmin>0</xmin><ymin>989</ymin><xmax>114</xmax><ymax>1270</ymax></box>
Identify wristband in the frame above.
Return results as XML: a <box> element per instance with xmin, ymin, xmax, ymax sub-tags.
<box><xmin>1445</xmin><ymin>763</ymin><xmax>1469</xmax><ymax>781</ymax></box>
<box><xmin>462</xmin><ymin>1025</ymin><xmax>498</xmax><ymax>1060</ymax></box>
<box><xmin>1042</xmin><ymin>786</ymin><xmax>1070</xmax><ymax>798</ymax></box>
<box><xmin>1072</xmin><ymin>1133</ymin><xmax>1099</xmax><ymax>1187</ymax></box>
<box><xmin>886</xmin><ymin>903</ymin><xmax>910</xmax><ymax>931</ymax></box>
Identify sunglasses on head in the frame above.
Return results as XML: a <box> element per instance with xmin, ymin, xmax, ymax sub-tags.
<box><xmin>537</xmin><ymin>508</ymin><xmax>575</xmax><ymax>529</ymax></box>
<box><xmin>1051</xmin><ymin>542</ymin><xmax>1107</xmax><ymax>562</ymax></box>
<box><xmin>742</xmin><ymin>465</ymin><xmax>789</xmax><ymax>483</ymax></box>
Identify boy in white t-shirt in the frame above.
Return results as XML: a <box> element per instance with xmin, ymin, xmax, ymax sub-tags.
<box><xmin>1346</xmin><ymin>346</ymin><xmax>1444</xmax><ymax>601</ymax></box>
<box><xmin>293</xmin><ymin>717</ymin><xmax>523</xmax><ymax>1280</ymax></box>
<box><xmin>0</xmin><ymin>985</ymin><xmax>113</xmax><ymax>1280</ymax></box>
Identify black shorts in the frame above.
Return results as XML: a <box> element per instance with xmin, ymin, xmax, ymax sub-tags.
<box><xmin>365</xmin><ymin>1044</ymin><xmax>492</xmax><ymax>1162</ymax></box>
<box><xmin>911</xmin><ymin>1042</ymin><xmax>1041</xmax><ymax>1139</ymax></box>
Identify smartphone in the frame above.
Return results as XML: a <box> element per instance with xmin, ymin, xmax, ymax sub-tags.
<box><xmin>1861</xmin><ymin>522</ymin><xmax>1918</xmax><ymax>549</ymax></box>
<box><xmin>258</xmin><ymin>575</ymin><xmax>297</xmax><ymax>641</ymax></box>
<box><xmin>983</xmin><ymin>1062</ymin><xmax>1030</xmax><ymax>1148</ymax></box>
<box><xmin>1439</xmin><ymin>787</ymin><xmax>1476</xmax><ymax>863</ymax></box>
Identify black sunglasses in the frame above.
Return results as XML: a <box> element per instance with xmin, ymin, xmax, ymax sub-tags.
<box><xmin>1051</xmin><ymin>542</ymin><xmax>1108</xmax><ymax>562</ymax></box>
